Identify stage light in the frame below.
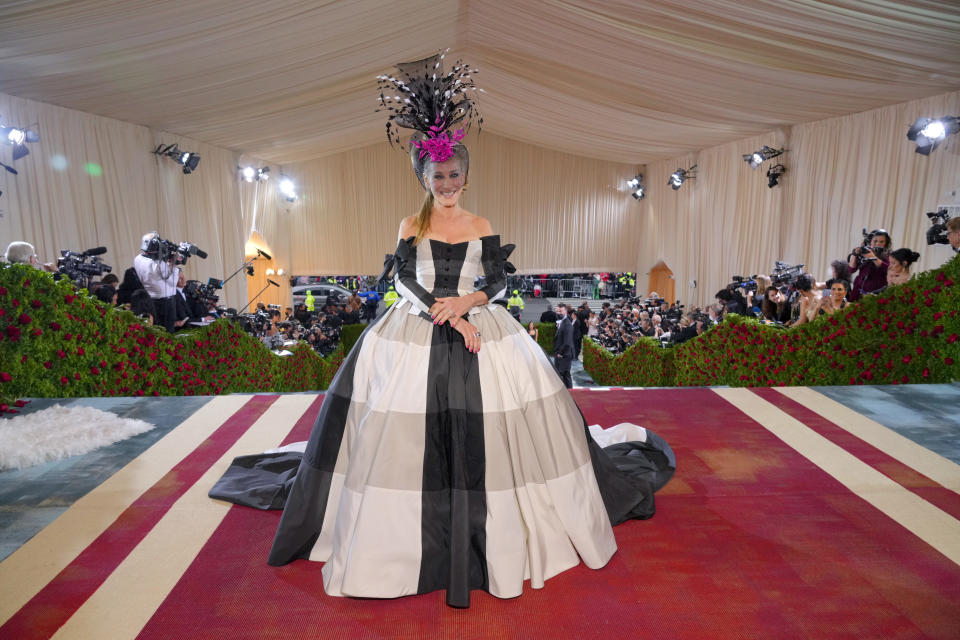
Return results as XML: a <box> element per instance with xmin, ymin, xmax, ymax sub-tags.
<box><xmin>279</xmin><ymin>176</ymin><xmax>298</xmax><ymax>202</ymax></box>
<box><xmin>239</xmin><ymin>165</ymin><xmax>270</xmax><ymax>182</ymax></box>
<box><xmin>626</xmin><ymin>173</ymin><xmax>645</xmax><ymax>200</ymax></box>
<box><xmin>1</xmin><ymin>119</ymin><xmax>39</xmax><ymax>162</ymax></box>
<box><xmin>668</xmin><ymin>165</ymin><xmax>696</xmax><ymax>191</ymax></box>
<box><xmin>907</xmin><ymin>116</ymin><xmax>959</xmax><ymax>155</ymax></box>
<box><xmin>153</xmin><ymin>143</ymin><xmax>200</xmax><ymax>174</ymax></box>
<box><xmin>265</xmin><ymin>268</ymin><xmax>275</xmax><ymax>276</ymax></box>
<box><xmin>766</xmin><ymin>163</ymin><xmax>786</xmax><ymax>188</ymax></box>
<box><xmin>277</xmin><ymin>268</ymin><xmax>285</xmax><ymax>276</ymax></box>
<box><xmin>743</xmin><ymin>145</ymin><xmax>785</xmax><ymax>169</ymax></box>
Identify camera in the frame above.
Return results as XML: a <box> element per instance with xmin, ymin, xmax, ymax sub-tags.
<box><xmin>730</xmin><ymin>275</ymin><xmax>757</xmax><ymax>294</ymax></box>
<box><xmin>142</xmin><ymin>233</ymin><xmax>207</xmax><ymax>265</ymax></box>
<box><xmin>926</xmin><ymin>208</ymin><xmax>952</xmax><ymax>245</ymax></box>
<box><xmin>183</xmin><ymin>278</ymin><xmax>221</xmax><ymax>307</ymax></box>
<box><xmin>850</xmin><ymin>228</ymin><xmax>889</xmax><ymax>265</ymax></box>
<box><xmin>770</xmin><ymin>261</ymin><xmax>805</xmax><ymax>288</ymax></box>
<box><xmin>57</xmin><ymin>247</ymin><xmax>112</xmax><ymax>289</ymax></box>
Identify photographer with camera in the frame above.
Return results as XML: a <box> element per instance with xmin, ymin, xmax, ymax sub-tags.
<box><xmin>134</xmin><ymin>232</ymin><xmax>208</xmax><ymax>332</ymax></box>
<box><xmin>847</xmin><ymin>229</ymin><xmax>890</xmax><ymax>302</ymax></box>
<box><xmin>134</xmin><ymin>232</ymin><xmax>180</xmax><ymax>332</ymax></box>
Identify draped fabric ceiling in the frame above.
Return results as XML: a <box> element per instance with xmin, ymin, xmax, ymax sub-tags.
<box><xmin>1</xmin><ymin>0</ymin><xmax>958</xmax><ymax>165</ymax></box>
<box><xmin>1</xmin><ymin>1</ymin><xmax>959</xmax><ymax>309</ymax></box>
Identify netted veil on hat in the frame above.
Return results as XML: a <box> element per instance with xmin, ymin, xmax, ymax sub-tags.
<box><xmin>376</xmin><ymin>49</ymin><xmax>483</xmax><ymax>188</ymax></box>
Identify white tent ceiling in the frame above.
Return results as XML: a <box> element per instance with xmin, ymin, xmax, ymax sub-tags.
<box><xmin>1</xmin><ymin>0</ymin><xmax>958</xmax><ymax>165</ymax></box>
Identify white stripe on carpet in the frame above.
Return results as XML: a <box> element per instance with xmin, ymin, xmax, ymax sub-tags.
<box><xmin>713</xmin><ymin>388</ymin><xmax>960</xmax><ymax>568</ymax></box>
<box><xmin>775</xmin><ymin>386</ymin><xmax>960</xmax><ymax>493</ymax></box>
<box><xmin>0</xmin><ymin>395</ymin><xmax>253</xmax><ymax>626</ymax></box>
<box><xmin>51</xmin><ymin>394</ymin><xmax>316</xmax><ymax>640</ymax></box>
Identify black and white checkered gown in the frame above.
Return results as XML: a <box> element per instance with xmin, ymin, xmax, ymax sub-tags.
<box><xmin>268</xmin><ymin>235</ymin><xmax>667</xmax><ymax>607</ymax></box>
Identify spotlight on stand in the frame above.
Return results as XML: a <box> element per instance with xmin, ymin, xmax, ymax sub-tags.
<box><xmin>278</xmin><ymin>176</ymin><xmax>298</xmax><ymax>202</ymax></box>
<box><xmin>0</xmin><ymin>118</ymin><xmax>39</xmax><ymax>162</ymax></box>
<box><xmin>153</xmin><ymin>143</ymin><xmax>201</xmax><ymax>174</ymax></box>
<box><xmin>743</xmin><ymin>145</ymin><xmax>785</xmax><ymax>169</ymax></box>
<box><xmin>239</xmin><ymin>165</ymin><xmax>270</xmax><ymax>182</ymax></box>
<box><xmin>907</xmin><ymin>116</ymin><xmax>959</xmax><ymax>155</ymax></box>
<box><xmin>626</xmin><ymin>173</ymin><xmax>645</xmax><ymax>200</ymax></box>
<box><xmin>668</xmin><ymin>165</ymin><xmax>696</xmax><ymax>191</ymax></box>
<box><xmin>766</xmin><ymin>163</ymin><xmax>786</xmax><ymax>188</ymax></box>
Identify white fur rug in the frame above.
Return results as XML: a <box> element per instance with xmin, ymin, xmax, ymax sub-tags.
<box><xmin>0</xmin><ymin>405</ymin><xmax>156</xmax><ymax>471</ymax></box>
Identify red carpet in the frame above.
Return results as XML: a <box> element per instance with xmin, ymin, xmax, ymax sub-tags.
<box><xmin>4</xmin><ymin>389</ymin><xmax>960</xmax><ymax>639</ymax></box>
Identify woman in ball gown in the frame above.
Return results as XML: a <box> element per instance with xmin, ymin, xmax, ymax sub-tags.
<box><xmin>213</xmin><ymin>53</ymin><xmax>674</xmax><ymax>609</ymax></box>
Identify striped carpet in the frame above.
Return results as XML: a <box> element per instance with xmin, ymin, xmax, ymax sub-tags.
<box><xmin>1</xmin><ymin>388</ymin><xmax>959</xmax><ymax>639</ymax></box>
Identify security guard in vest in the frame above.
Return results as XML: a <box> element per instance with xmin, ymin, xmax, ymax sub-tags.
<box><xmin>507</xmin><ymin>289</ymin><xmax>525</xmax><ymax>322</ymax></box>
<box><xmin>304</xmin><ymin>290</ymin><xmax>315</xmax><ymax>312</ymax></box>
<box><xmin>384</xmin><ymin>285</ymin><xmax>399</xmax><ymax>308</ymax></box>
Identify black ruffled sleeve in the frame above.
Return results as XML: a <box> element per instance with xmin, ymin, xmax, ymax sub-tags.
<box><xmin>478</xmin><ymin>236</ymin><xmax>516</xmax><ymax>303</ymax></box>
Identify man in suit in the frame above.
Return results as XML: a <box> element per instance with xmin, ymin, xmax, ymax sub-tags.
<box><xmin>554</xmin><ymin>304</ymin><xmax>575</xmax><ymax>389</ymax></box>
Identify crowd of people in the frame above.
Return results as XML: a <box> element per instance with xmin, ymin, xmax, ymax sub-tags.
<box><xmin>6</xmin><ymin>217</ymin><xmax>960</xmax><ymax>361</ymax></box>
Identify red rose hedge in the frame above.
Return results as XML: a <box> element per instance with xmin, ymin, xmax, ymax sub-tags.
<box><xmin>0</xmin><ymin>263</ymin><xmax>346</xmax><ymax>412</ymax></box>
<box><xmin>3</xmin><ymin>255</ymin><xmax>958</xmax><ymax>410</ymax></box>
<box><xmin>585</xmin><ymin>254</ymin><xmax>960</xmax><ymax>387</ymax></box>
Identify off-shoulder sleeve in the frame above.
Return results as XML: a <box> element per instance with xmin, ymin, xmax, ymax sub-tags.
<box><xmin>478</xmin><ymin>236</ymin><xmax>516</xmax><ymax>303</ymax></box>
<box><xmin>393</xmin><ymin>237</ymin><xmax>437</xmax><ymax>314</ymax></box>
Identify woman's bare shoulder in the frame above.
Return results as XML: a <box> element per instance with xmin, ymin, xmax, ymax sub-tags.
<box><xmin>468</xmin><ymin>213</ymin><xmax>494</xmax><ymax>236</ymax></box>
<box><xmin>398</xmin><ymin>215</ymin><xmax>417</xmax><ymax>239</ymax></box>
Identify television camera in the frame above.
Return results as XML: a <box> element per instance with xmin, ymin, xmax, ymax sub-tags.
<box><xmin>56</xmin><ymin>246</ymin><xmax>112</xmax><ymax>289</ymax></box>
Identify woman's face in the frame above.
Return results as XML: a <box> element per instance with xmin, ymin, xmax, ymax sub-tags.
<box><xmin>426</xmin><ymin>159</ymin><xmax>465</xmax><ymax>207</ymax></box>
<box><xmin>888</xmin><ymin>256</ymin><xmax>903</xmax><ymax>273</ymax></box>
<box><xmin>830</xmin><ymin>282</ymin><xmax>847</xmax><ymax>300</ymax></box>
<box><xmin>767</xmin><ymin>289</ymin><xmax>783</xmax><ymax>304</ymax></box>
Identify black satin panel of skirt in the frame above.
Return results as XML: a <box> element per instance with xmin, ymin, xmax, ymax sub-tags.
<box><xmin>418</xmin><ymin>322</ymin><xmax>488</xmax><ymax>608</ymax></box>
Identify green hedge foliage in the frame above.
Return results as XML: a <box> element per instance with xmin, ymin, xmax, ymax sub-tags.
<box><xmin>0</xmin><ymin>264</ymin><xmax>344</xmax><ymax>411</ymax></box>
<box><xmin>582</xmin><ymin>255</ymin><xmax>960</xmax><ymax>387</ymax></box>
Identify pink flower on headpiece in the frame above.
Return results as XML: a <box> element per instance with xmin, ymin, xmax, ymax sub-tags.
<box><xmin>415</xmin><ymin>126</ymin><xmax>465</xmax><ymax>163</ymax></box>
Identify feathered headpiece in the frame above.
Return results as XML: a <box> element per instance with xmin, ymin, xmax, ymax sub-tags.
<box><xmin>376</xmin><ymin>49</ymin><xmax>483</xmax><ymax>164</ymax></box>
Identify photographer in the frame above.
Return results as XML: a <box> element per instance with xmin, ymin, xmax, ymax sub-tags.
<box><xmin>847</xmin><ymin>229</ymin><xmax>890</xmax><ymax>302</ymax></box>
<box><xmin>134</xmin><ymin>232</ymin><xmax>180</xmax><ymax>332</ymax></box>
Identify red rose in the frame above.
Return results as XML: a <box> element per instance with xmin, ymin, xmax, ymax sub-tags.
<box><xmin>14</xmin><ymin>400</ymin><xmax>27</xmax><ymax>408</ymax></box>
<box><xmin>0</xmin><ymin>286</ymin><xmax>6</xmax><ymax>295</ymax></box>
<box><xmin>57</xmin><ymin>349</ymin><xmax>67</xmax><ymax>359</ymax></box>
<box><xmin>43</xmin><ymin>361</ymin><xmax>52</xmax><ymax>369</ymax></box>
<box><xmin>947</xmin><ymin>334</ymin><xmax>959</xmax><ymax>344</ymax></box>
<box><xmin>60</xmin><ymin>376</ymin><xmax>69</xmax><ymax>384</ymax></box>
<box><xmin>90</xmin><ymin>367</ymin><xmax>100</xmax><ymax>375</ymax></box>
<box><xmin>31</xmin><ymin>299</ymin><xmax>41</xmax><ymax>308</ymax></box>
<box><xmin>31</xmin><ymin>328</ymin><xmax>42</xmax><ymax>337</ymax></box>
<box><xmin>77</xmin><ymin>347</ymin><xmax>85</xmax><ymax>356</ymax></box>
<box><xmin>946</xmin><ymin>357</ymin><xmax>955</xmax><ymax>366</ymax></box>
<box><xmin>5</xmin><ymin>326</ymin><xmax>21</xmax><ymax>340</ymax></box>
<box><xmin>18</xmin><ymin>313</ymin><xmax>31</xmax><ymax>324</ymax></box>
<box><xmin>0</xmin><ymin>372</ymin><xmax>10</xmax><ymax>382</ymax></box>
<box><xmin>902</xmin><ymin>355</ymin><xmax>911</xmax><ymax>364</ymax></box>
<box><xmin>50</xmin><ymin>321</ymin><xmax>61</xmax><ymax>330</ymax></box>
<box><xmin>922</xmin><ymin>368</ymin><xmax>930</xmax><ymax>378</ymax></box>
